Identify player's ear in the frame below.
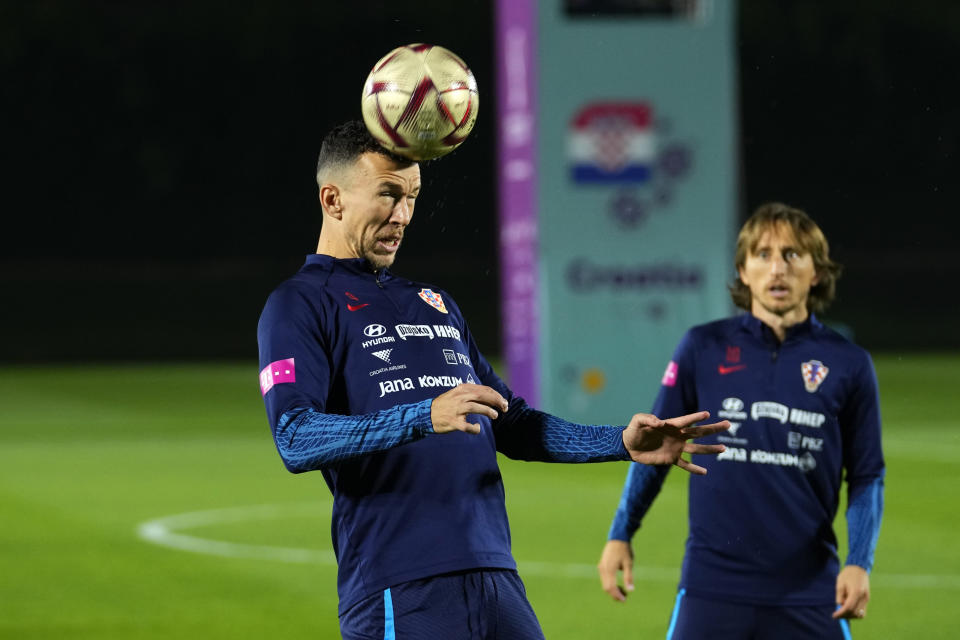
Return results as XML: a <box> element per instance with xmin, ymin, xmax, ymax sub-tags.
<box><xmin>319</xmin><ymin>184</ymin><xmax>343</xmax><ymax>219</ymax></box>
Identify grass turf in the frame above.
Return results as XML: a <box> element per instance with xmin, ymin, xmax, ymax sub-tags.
<box><xmin>0</xmin><ymin>354</ymin><xmax>957</xmax><ymax>638</ymax></box>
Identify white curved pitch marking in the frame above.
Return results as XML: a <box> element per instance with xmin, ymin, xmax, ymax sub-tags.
<box><xmin>137</xmin><ymin>502</ymin><xmax>337</xmax><ymax>565</ymax></box>
<box><xmin>136</xmin><ymin>504</ymin><xmax>960</xmax><ymax>589</ymax></box>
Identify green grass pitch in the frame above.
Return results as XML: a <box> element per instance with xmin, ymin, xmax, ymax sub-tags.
<box><xmin>1</xmin><ymin>354</ymin><xmax>958</xmax><ymax>638</ymax></box>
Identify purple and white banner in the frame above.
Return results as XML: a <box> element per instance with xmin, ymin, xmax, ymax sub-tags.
<box><xmin>495</xmin><ymin>0</ymin><xmax>539</xmax><ymax>405</ymax></box>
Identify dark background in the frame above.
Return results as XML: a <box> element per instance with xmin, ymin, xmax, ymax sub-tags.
<box><xmin>2</xmin><ymin>0</ymin><xmax>957</xmax><ymax>362</ymax></box>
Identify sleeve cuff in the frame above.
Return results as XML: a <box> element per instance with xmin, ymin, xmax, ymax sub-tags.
<box><xmin>615</xmin><ymin>427</ymin><xmax>631</xmax><ymax>461</ymax></box>
<box><xmin>410</xmin><ymin>398</ymin><xmax>436</xmax><ymax>435</ymax></box>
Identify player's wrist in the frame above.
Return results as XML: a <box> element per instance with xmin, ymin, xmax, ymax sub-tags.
<box><xmin>843</xmin><ymin>561</ymin><xmax>871</xmax><ymax>574</ymax></box>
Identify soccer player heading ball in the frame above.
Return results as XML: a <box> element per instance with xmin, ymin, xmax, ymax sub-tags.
<box><xmin>598</xmin><ymin>203</ymin><xmax>885</xmax><ymax>639</ymax></box>
<box><xmin>257</xmin><ymin>121</ymin><xmax>729</xmax><ymax>638</ymax></box>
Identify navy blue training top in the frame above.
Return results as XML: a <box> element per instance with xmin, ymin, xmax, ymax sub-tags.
<box><xmin>258</xmin><ymin>255</ymin><xmax>629</xmax><ymax>614</ymax></box>
<box><xmin>609</xmin><ymin>314</ymin><xmax>884</xmax><ymax>606</ymax></box>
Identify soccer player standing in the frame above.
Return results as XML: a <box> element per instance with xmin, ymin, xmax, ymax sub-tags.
<box><xmin>597</xmin><ymin>203</ymin><xmax>885</xmax><ymax>639</ymax></box>
<box><xmin>257</xmin><ymin>121</ymin><xmax>730</xmax><ymax>639</ymax></box>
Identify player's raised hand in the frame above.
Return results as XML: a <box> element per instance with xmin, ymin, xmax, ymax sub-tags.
<box><xmin>598</xmin><ymin>540</ymin><xmax>635</xmax><ymax>602</ymax></box>
<box><xmin>622</xmin><ymin>411</ymin><xmax>729</xmax><ymax>475</ymax></box>
<box><xmin>430</xmin><ymin>384</ymin><xmax>509</xmax><ymax>435</ymax></box>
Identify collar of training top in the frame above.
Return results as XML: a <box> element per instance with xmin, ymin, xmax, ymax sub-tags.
<box><xmin>738</xmin><ymin>312</ymin><xmax>822</xmax><ymax>344</ymax></box>
<box><xmin>303</xmin><ymin>254</ymin><xmax>394</xmax><ymax>279</ymax></box>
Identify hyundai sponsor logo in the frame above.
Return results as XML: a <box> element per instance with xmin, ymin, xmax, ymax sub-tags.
<box><xmin>718</xmin><ymin>397</ymin><xmax>747</xmax><ymax>421</ymax></box>
<box><xmin>364</xmin><ymin>324</ymin><xmax>387</xmax><ymax>338</ymax></box>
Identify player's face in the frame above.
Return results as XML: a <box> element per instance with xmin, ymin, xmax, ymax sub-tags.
<box><xmin>738</xmin><ymin>223</ymin><xmax>819</xmax><ymax>321</ymax></box>
<box><xmin>339</xmin><ymin>153</ymin><xmax>421</xmax><ymax>269</ymax></box>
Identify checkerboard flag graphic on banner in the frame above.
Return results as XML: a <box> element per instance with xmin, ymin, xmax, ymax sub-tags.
<box><xmin>568</xmin><ymin>103</ymin><xmax>656</xmax><ymax>184</ymax></box>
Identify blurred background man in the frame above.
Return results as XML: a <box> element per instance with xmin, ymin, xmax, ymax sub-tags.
<box><xmin>598</xmin><ymin>203</ymin><xmax>884</xmax><ymax>639</ymax></box>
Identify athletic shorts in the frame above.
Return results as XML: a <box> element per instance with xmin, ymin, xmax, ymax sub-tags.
<box><xmin>338</xmin><ymin>568</ymin><xmax>545</xmax><ymax>640</ymax></box>
<box><xmin>666</xmin><ymin>589</ymin><xmax>852</xmax><ymax>640</ymax></box>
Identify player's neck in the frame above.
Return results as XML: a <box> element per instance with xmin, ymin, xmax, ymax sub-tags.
<box><xmin>316</xmin><ymin>233</ymin><xmax>355</xmax><ymax>260</ymax></box>
<box><xmin>751</xmin><ymin>305</ymin><xmax>809</xmax><ymax>342</ymax></box>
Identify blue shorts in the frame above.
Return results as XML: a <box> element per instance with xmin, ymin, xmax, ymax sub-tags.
<box><xmin>338</xmin><ymin>569</ymin><xmax>545</xmax><ymax>640</ymax></box>
<box><xmin>667</xmin><ymin>590</ymin><xmax>852</xmax><ymax>640</ymax></box>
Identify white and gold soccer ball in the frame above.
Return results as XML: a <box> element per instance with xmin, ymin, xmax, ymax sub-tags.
<box><xmin>361</xmin><ymin>44</ymin><xmax>479</xmax><ymax>161</ymax></box>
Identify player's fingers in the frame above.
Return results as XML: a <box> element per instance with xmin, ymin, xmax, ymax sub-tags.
<box><xmin>832</xmin><ymin>592</ymin><xmax>858</xmax><ymax>619</ymax></box>
<box><xmin>832</xmin><ymin>581</ymin><xmax>848</xmax><ymax>619</ymax></box>
<box><xmin>663</xmin><ymin>411</ymin><xmax>710</xmax><ymax>429</ymax></box>
<box><xmin>462</xmin><ymin>401</ymin><xmax>500</xmax><ymax>421</ymax></box>
<box><xmin>598</xmin><ymin>568</ymin><xmax>626</xmax><ymax>602</ymax></box>
<box><xmin>674</xmin><ymin>457</ymin><xmax>708</xmax><ymax>475</ymax></box>
<box><xmin>682</xmin><ymin>443</ymin><xmax>726</xmax><ymax>455</ymax></box>
<box><xmin>459</xmin><ymin>384</ymin><xmax>509</xmax><ymax>412</ymax></box>
<box><xmin>681</xmin><ymin>420</ymin><xmax>730</xmax><ymax>439</ymax></box>
<box><xmin>455</xmin><ymin>417</ymin><xmax>482</xmax><ymax>435</ymax></box>
<box><xmin>598</xmin><ymin>544</ymin><xmax>630</xmax><ymax>602</ymax></box>
<box><xmin>628</xmin><ymin>413</ymin><xmax>663</xmax><ymax>429</ymax></box>
<box><xmin>835</xmin><ymin>578</ymin><xmax>846</xmax><ymax>606</ymax></box>
<box><xmin>622</xmin><ymin>559</ymin><xmax>635</xmax><ymax>593</ymax></box>
<box><xmin>852</xmin><ymin>592</ymin><xmax>869</xmax><ymax>618</ymax></box>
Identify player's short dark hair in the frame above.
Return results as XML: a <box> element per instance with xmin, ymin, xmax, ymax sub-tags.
<box><xmin>315</xmin><ymin>120</ymin><xmax>413</xmax><ymax>184</ymax></box>
<box><xmin>729</xmin><ymin>202</ymin><xmax>843</xmax><ymax>314</ymax></box>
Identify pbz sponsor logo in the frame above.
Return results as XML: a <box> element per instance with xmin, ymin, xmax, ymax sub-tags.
<box><xmin>442</xmin><ymin>349</ymin><xmax>471</xmax><ymax>366</ymax></box>
<box><xmin>787</xmin><ymin>431</ymin><xmax>824</xmax><ymax>451</ymax></box>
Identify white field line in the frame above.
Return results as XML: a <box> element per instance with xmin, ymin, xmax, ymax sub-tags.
<box><xmin>137</xmin><ymin>503</ymin><xmax>960</xmax><ymax>590</ymax></box>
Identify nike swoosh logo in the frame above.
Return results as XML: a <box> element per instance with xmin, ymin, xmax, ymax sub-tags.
<box><xmin>717</xmin><ymin>364</ymin><xmax>747</xmax><ymax>375</ymax></box>
<box><xmin>347</xmin><ymin>303</ymin><xmax>370</xmax><ymax>312</ymax></box>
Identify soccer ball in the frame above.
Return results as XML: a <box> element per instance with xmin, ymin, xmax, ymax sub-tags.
<box><xmin>361</xmin><ymin>44</ymin><xmax>479</xmax><ymax>161</ymax></box>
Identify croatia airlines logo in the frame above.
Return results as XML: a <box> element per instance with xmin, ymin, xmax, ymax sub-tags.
<box><xmin>569</xmin><ymin>103</ymin><xmax>654</xmax><ymax>184</ymax></box>
<box><xmin>418</xmin><ymin>289</ymin><xmax>448</xmax><ymax>314</ymax></box>
<box><xmin>801</xmin><ymin>360</ymin><xmax>829</xmax><ymax>393</ymax></box>
<box><xmin>260</xmin><ymin>358</ymin><xmax>295</xmax><ymax>396</ymax></box>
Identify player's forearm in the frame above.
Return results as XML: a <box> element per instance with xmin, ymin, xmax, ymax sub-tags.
<box><xmin>608</xmin><ymin>462</ymin><xmax>670</xmax><ymax>541</ymax></box>
<box><xmin>273</xmin><ymin>400</ymin><xmax>434</xmax><ymax>472</ymax></box>
<box><xmin>845</xmin><ymin>471</ymin><xmax>885</xmax><ymax>572</ymax></box>
<box><xmin>494</xmin><ymin>404</ymin><xmax>631</xmax><ymax>463</ymax></box>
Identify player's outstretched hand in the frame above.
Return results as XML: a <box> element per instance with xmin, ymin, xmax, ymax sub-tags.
<box><xmin>622</xmin><ymin>411</ymin><xmax>728</xmax><ymax>475</ymax></box>
<box><xmin>598</xmin><ymin>540</ymin><xmax>634</xmax><ymax>602</ymax></box>
<box><xmin>833</xmin><ymin>565</ymin><xmax>870</xmax><ymax>619</ymax></box>
<box><xmin>430</xmin><ymin>384</ymin><xmax>509</xmax><ymax>435</ymax></box>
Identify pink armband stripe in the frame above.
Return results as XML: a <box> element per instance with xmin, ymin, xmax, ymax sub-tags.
<box><xmin>260</xmin><ymin>358</ymin><xmax>296</xmax><ymax>395</ymax></box>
